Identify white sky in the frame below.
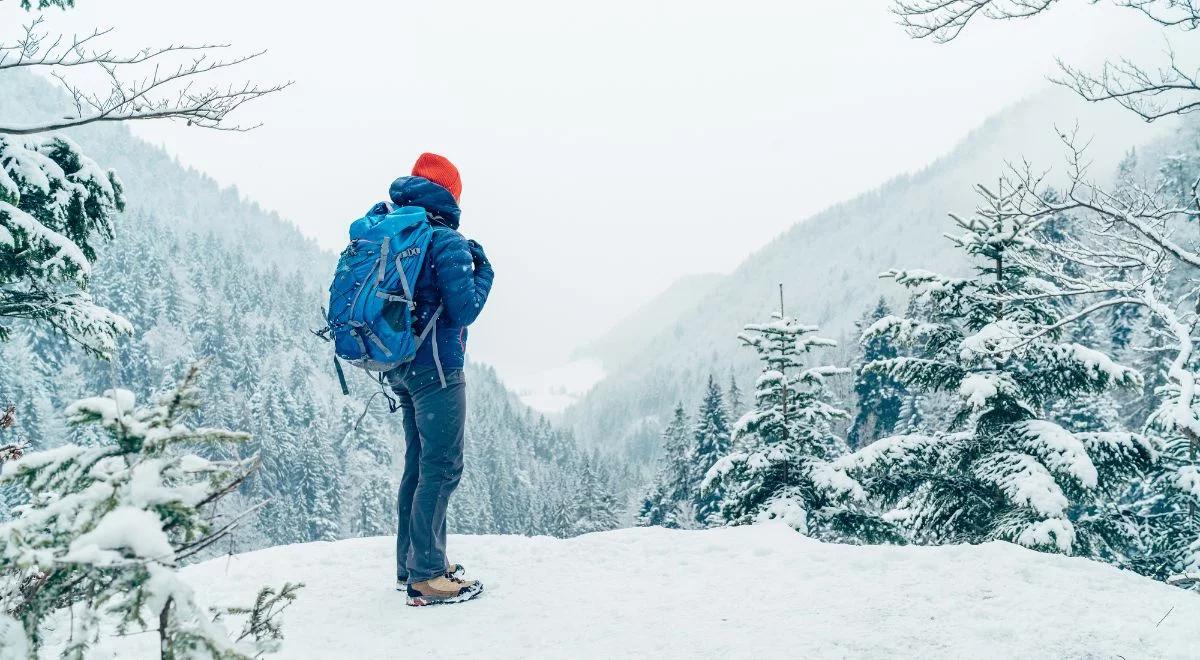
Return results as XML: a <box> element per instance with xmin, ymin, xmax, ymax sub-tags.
<box><xmin>2</xmin><ymin>0</ymin><xmax>1172</xmax><ymax>384</ymax></box>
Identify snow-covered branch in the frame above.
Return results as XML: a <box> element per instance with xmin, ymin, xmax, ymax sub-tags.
<box><xmin>0</xmin><ymin>365</ymin><xmax>298</xmax><ymax>657</ymax></box>
<box><xmin>999</xmin><ymin>131</ymin><xmax>1200</xmax><ymax>271</ymax></box>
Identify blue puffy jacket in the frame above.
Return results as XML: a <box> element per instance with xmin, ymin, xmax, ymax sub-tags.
<box><xmin>379</xmin><ymin>175</ymin><xmax>493</xmax><ymax>370</ymax></box>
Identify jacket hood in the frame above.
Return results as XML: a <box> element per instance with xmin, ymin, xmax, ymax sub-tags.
<box><xmin>388</xmin><ymin>175</ymin><xmax>461</xmax><ymax>230</ymax></box>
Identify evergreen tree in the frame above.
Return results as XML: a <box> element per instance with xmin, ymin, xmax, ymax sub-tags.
<box><xmin>545</xmin><ymin>492</ymin><xmax>578</xmax><ymax>539</ymax></box>
<box><xmin>894</xmin><ymin>394</ymin><xmax>928</xmax><ymax>435</ymax></box>
<box><xmin>1048</xmin><ymin>315</ymin><xmax>1123</xmax><ymax>434</ymax></box>
<box><xmin>1134</xmin><ymin>337</ymin><xmax>1200</xmax><ymax>586</ymax></box>
<box><xmin>704</xmin><ymin>312</ymin><xmax>896</xmax><ymax>542</ymax></box>
<box><xmin>0</xmin><ymin>367</ymin><xmax>298</xmax><ymax>658</ymax></box>
<box><xmin>842</xmin><ymin>186</ymin><xmax>1154</xmax><ymax>558</ymax></box>
<box><xmin>1128</xmin><ymin>313</ymin><xmax>1175</xmax><ymax>429</ymax></box>
<box><xmin>1157</xmin><ymin>151</ymin><xmax>1199</xmax><ymax>221</ymax></box>
<box><xmin>298</xmin><ymin>431</ymin><xmax>341</xmax><ymax>542</ymax></box>
<box><xmin>726</xmin><ymin>371</ymin><xmax>743</xmax><ymax>421</ymax></box>
<box><xmin>353</xmin><ymin>475</ymin><xmax>396</xmax><ymax>537</ymax></box>
<box><xmin>690</xmin><ymin>376</ymin><xmax>730</xmax><ymax>526</ymax></box>
<box><xmin>638</xmin><ymin>404</ymin><xmax>692</xmax><ymax>528</ymax></box>
<box><xmin>1135</xmin><ymin>433</ymin><xmax>1200</xmax><ymax>585</ymax></box>
<box><xmin>0</xmin><ymin>135</ymin><xmax>128</xmax><ymax>355</ymax></box>
<box><xmin>847</xmin><ymin>297</ymin><xmax>906</xmax><ymax>448</ymax></box>
<box><xmin>574</xmin><ymin>455</ymin><xmax>620</xmax><ymax>535</ymax></box>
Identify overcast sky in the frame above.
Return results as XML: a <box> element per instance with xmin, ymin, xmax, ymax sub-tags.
<box><xmin>2</xmin><ymin>0</ymin><xmax>1172</xmax><ymax>385</ymax></box>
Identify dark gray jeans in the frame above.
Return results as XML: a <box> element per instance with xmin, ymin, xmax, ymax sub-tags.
<box><xmin>390</xmin><ymin>366</ymin><xmax>466</xmax><ymax>584</ymax></box>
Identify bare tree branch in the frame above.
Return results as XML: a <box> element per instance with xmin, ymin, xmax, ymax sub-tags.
<box><xmin>1115</xmin><ymin>0</ymin><xmax>1200</xmax><ymax>29</ymax></box>
<box><xmin>891</xmin><ymin>0</ymin><xmax>1200</xmax><ymax>122</ymax></box>
<box><xmin>1053</xmin><ymin>46</ymin><xmax>1200</xmax><ymax>121</ymax></box>
<box><xmin>0</xmin><ymin>17</ymin><xmax>291</xmax><ymax>134</ymax></box>
<box><xmin>891</xmin><ymin>0</ymin><xmax>1058</xmax><ymax>43</ymax></box>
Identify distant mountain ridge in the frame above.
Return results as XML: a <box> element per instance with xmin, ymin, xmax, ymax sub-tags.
<box><xmin>564</xmin><ymin>87</ymin><xmax>1177</xmax><ymax>457</ymax></box>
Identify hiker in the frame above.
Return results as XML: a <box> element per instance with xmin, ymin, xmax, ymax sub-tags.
<box><xmin>385</xmin><ymin>153</ymin><xmax>494</xmax><ymax>606</ymax></box>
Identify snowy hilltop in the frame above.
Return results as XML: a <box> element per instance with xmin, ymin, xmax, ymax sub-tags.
<box><xmin>92</xmin><ymin>525</ymin><xmax>1200</xmax><ymax>659</ymax></box>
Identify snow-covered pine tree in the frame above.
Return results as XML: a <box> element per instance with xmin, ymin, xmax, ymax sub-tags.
<box><xmin>1127</xmin><ymin>313</ymin><xmax>1175</xmax><ymax>429</ymax></box>
<box><xmin>841</xmin><ymin>182</ymin><xmax>1154</xmax><ymax>558</ymax></box>
<box><xmin>638</xmin><ymin>404</ymin><xmax>693</xmax><ymax>528</ymax></box>
<box><xmin>0</xmin><ymin>135</ymin><xmax>129</xmax><ymax>355</ymax></box>
<box><xmin>1137</xmin><ymin>429</ymin><xmax>1200</xmax><ymax>587</ymax></box>
<box><xmin>725</xmin><ymin>372</ymin><xmax>743</xmax><ymax>421</ymax></box>
<box><xmin>848</xmin><ymin>297</ymin><xmax>906</xmax><ymax>448</ymax></box>
<box><xmin>0</xmin><ymin>366</ymin><xmax>299</xmax><ymax>658</ymax></box>
<box><xmin>689</xmin><ymin>376</ymin><xmax>730</xmax><ymax>527</ymax></box>
<box><xmin>298</xmin><ymin>430</ymin><xmax>341</xmax><ymax>542</ymax></box>
<box><xmin>574</xmin><ymin>455</ymin><xmax>620</xmax><ymax>535</ymax></box>
<box><xmin>703</xmin><ymin>310</ymin><xmax>895</xmax><ymax>542</ymax></box>
<box><xmin>1048</xmin><ymin>314</ymin><xmax>1124</xmax><ymax>434</ymax></box>
<box><xmin>1104</xmin><ymin>153</ymin><xmax>1143</xmax><ymax>362</ymax></box>
<box><xmin>1136</xmin><ymin>336</ymin><xmax>1200</xmax><ymax>587</ymax></box>
<box><xmin>893</xmin><ymin>394</ymin><xmax>927</xmax><ymax>435</ymax></box>
<box><xmin>544</xmin><ymin>489</ymin><xmax>578</xmax><ymax>539</ymax></box>
<box><xmin>352</xmin><ymin>474</ymin><xmax>396</xmax><ymax>537</ymax></box>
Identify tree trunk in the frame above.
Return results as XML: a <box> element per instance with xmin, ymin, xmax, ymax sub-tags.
<box><xmin>159</xmin><ymin>596</ymin><xmax>173</xmax><ymax>660</ymax></box>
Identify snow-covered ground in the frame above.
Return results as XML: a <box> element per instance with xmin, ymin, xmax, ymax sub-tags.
<box><xmin>101</xmin><ymin>525</ymin><xmax>1199</xmax><ymax>659</ymax></box>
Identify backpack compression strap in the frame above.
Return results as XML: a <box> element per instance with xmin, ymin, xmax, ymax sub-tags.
<box><xmin>415</xmin><ymin>304</ymin><xmax>446</xmax><ymax>388</ymax></box>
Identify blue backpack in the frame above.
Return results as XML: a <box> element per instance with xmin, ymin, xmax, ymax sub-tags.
<box><xmin>322</xmin><ymin>203</ymin><xmax>443</xmax><ymax>393</ymax></box>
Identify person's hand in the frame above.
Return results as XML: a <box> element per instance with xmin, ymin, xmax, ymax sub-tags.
<box><xmin>467</xmin><ymin>239</ymin><xmax>490</xmax><ymax>268</ymax></box>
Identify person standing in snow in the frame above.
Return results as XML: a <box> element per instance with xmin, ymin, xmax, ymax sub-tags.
<box><xmin>385</xmin><ymin>153</ymin><xmax>494</xmax><ymax>606</ymax></box>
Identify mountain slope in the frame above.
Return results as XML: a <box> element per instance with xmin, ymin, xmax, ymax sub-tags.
<box><xmin>0</xmin><ymin>71</ymin><xmax>330</xmax><ymax>279</ymax></box>
<box><xmin>96</xmin><ymin>525</ymin><xmax>1200</xmax><ymax>659</ymax></box>
<box><xmin>564</xmin><ymin>88</ymin><xmax>1176</xmax><ymax>455</ymax></box>
<box><xmin>574</xmin><ymin>273</ymin><xmax>723</xmax><ymax>369</ymax></box>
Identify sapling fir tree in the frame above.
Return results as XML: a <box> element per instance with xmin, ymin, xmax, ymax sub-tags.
<box><xmin>0</xmin><ymin>366</ymin><xmax>300</xmax><ymax>659</ymax></box>
<box><xmin>638</xmin><ymin>404</ymin><xmax>693</xmax><ymax>528</ymax></box>
<box><xmin>574</xmin><ymin>455</ymin><xmax>621</xmax><ymax>535</ymax></box>
<box><xmin>704</xmin><ymin>296</ymin><xmax>896</xmax><ymax>543</ymax></box>
<box><xmin>840</xmin><ymin>180</ymin><xmax>1154</xmax><ymax>558</ymax></box>
<box><xmin>725</xmin><ymin>372</ymin><xmax>743</xmax><ymax>421</ymax></box>
<box><xmin>848</xmin><ymin>297</ymin><xmax>906</xmax><ymax>448</ymax></box>
<box><xmin>689</xmin><ymin>376</ymin><xmax>730</xmax><ymax>526</ymax></box>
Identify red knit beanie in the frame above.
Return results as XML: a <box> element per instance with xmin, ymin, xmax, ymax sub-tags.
<box><xmin>412</xmin><ymin>152</ymin><xmax>462</xmax><ymax>202</ymax></box>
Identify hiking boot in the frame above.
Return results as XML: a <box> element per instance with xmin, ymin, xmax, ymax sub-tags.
<box><xmin>406</xmin><ymin>575</ymin><xmax>484</xmax><ymax>607</ymax></box>
<box><xmin>396</xmin><ymin>564</ymin><xmax>467</xmax><ymax>591</ymax></box>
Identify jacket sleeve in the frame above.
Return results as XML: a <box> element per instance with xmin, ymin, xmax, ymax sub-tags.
<box><xmin>432</xmin><ymin>230</ymin><xmax>494</xmax><ymax>327</ymax></box>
